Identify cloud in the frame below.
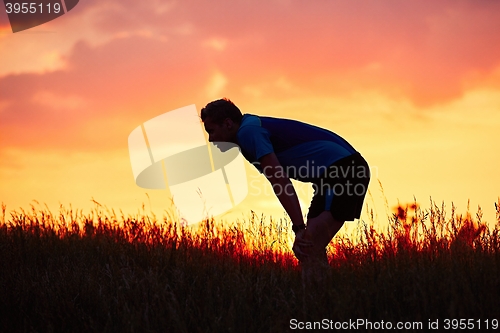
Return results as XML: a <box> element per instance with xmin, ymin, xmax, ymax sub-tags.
<box><xmin>0</xmin><ymin>32</ymin><xmax>211</xmax><ymax>151</ymax></box>
<box><xmin>5</xmin><ymin>1</ymin><xmax>500</xmax><ymax>103</ymax></box>
<box><xmin>2</xmin><ymin>0</ymin><xmax>500</xmax><ymax>154</ymax></box>
<box><xmin>178</xmin><ymin>0</ymin><xmax>500</xmax><ymax>106</ymax></box>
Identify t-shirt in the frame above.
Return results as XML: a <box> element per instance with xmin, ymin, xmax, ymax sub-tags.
<box><xmin>236</xmin><ymin>114</ymin><xmax>357</xmax><ymax>181</ymax></box>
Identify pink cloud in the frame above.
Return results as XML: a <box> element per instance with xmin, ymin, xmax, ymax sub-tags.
<box><xmin>95</xmin><ymin>0</ymin><xmax>496</xmax><ymax>107</ymax></box>
<box><xmin>0</xmin><ymin>33</ymin><xmax>211</xmax><ymax>150</ymax></box>
<box><xmin>2</xmin><ymin>0</ymin><xmax>500</xmax><ymax>152</ymax></box>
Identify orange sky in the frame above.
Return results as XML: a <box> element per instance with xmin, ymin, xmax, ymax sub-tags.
<box><xmin>1</xmin><ymin>0</ymin><xmax>500</xmax><ymax>228</ymax></box>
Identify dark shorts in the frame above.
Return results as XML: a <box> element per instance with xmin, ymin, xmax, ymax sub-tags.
<box><xmin>307</xmin><ymin>152</ymin><xmax>370</xmax><ymax>221</ymax></box>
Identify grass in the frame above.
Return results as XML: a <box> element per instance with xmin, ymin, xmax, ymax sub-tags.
<box><xmin>0</xmin><ymin>199</ymin><xmax>499</xmax><ymax>332</ymax></box>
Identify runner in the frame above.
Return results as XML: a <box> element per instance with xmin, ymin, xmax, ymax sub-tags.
<box><xmin>201</xmin><ymin>98</ymin><xmax>370</xmax><ymax>285</ymax></box>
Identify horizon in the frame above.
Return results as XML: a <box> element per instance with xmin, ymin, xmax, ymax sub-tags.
<box><xmin>1</xmin><ymin>0</ymin><xmax>500</xmax><ymax>226</ymax></box>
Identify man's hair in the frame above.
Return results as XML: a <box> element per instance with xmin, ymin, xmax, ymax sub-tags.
<box><xmin>200</xmin><ymin>98</ymin><xmax>243</xmax><ymax>125</ymax></box>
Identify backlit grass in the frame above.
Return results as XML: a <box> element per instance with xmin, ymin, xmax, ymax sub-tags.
<box><xmin>0</xmin><ymin>199</ymin><xmax>499</xmax><ymax>332</ymax></box>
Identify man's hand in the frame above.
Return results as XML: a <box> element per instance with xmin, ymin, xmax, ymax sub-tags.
<box><xmin>292</xmin><ymin>228</ymin><xmax>313</xmax><ymax>261</ymax></box>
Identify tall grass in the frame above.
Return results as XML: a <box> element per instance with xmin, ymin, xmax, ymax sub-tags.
<box><xmin>1</xmin><ymin>199</ymin><xmax>499</xmax><ymax>332</ymax></box>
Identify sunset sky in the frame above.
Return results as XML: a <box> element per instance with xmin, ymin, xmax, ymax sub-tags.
<box><xmin>1</xmin><ymin>0</ymin><xmax>500</xmax><ymax>228</ymax></box>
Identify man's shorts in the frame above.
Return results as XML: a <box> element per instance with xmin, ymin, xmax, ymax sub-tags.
<box><xmin>307</xmin><ymin>152</ymin><xmax>370</xmax><ymax>221</ymax></box>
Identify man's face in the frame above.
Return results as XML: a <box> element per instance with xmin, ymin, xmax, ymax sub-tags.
<box><xmin>203</xmin><ymin>117</ymin><xmax>235</xmax><ymax>143</ymax></box>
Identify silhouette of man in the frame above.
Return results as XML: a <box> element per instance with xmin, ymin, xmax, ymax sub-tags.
<box><xmin>201</xmin><ymin>98</ymin><xmax>370</xmax><ymax>283</ymax></box>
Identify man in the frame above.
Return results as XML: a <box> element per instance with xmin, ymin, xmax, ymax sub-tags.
<box><xmin>201</xmin><ymin>98</ymin><xmax>370</xmax><ymax>282</ymax></box>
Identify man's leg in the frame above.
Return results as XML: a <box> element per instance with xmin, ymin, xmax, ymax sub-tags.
<box><xmin>301</xmin><ymin>211</ymin><xmax>345</xmax><ymax>287</ymax></box>
<box><xmin>306</xmin><ymin>211</ymin><xmax>344</xmax><ymax>250</ymax></box>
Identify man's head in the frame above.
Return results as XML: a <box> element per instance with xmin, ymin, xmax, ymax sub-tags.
<box><xmin>201</xmin><ymin>98</ymin><xmax>242</xmax><ymax>144</ymax></box>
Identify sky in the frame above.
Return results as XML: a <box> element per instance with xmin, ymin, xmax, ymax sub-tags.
<box><xmin>1</xmin><ymin>0</ymin><xmax>500</xmax><ymax>229</ymax></box>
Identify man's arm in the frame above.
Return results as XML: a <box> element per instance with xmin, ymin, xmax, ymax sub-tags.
<box><xmin>259</xmin><ymin>152</ymin><xmax>304</xmax><ymax>228</ymax></box>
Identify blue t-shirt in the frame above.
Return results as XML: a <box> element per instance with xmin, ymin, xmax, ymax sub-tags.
<box><xmin>236</xmin><ymin>114</ymin><xmax>357</xmax><ymax>181</ymax></box>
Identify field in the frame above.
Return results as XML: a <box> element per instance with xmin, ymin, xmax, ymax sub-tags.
<box><xmin>1</xmin><ymin>199</ymin><xmax>499</xmax><ymax>332</ymax></box>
